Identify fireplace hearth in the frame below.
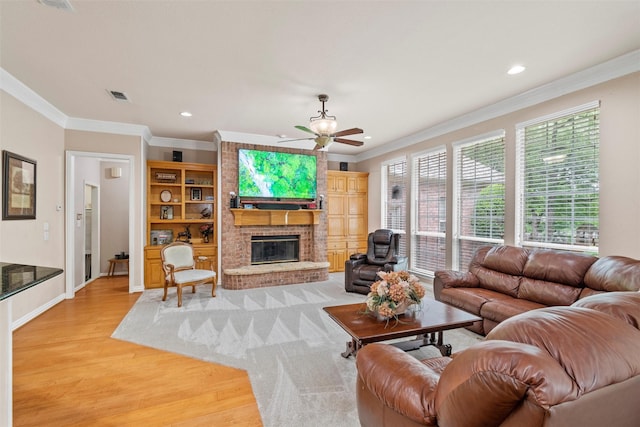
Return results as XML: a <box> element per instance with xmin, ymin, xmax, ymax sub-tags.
<box><xmin>251</xmin><ymin>235</ymin><xmax>300</xmax><ymax>265</ymax></box>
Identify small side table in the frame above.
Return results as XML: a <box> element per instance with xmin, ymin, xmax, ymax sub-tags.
<box><xmin>107</xmin><ymin>258</ymin><xmax>129</xmax><ymax>277</ymax></box>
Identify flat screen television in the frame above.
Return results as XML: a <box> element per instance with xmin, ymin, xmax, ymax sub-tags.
<box><xmin>238</xmin><ymin>148</ymin><xmax>317</xmax><ymax>200</ymax></box>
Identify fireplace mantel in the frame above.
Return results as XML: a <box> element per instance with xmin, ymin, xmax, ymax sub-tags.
<box><xmin>230</xmin><ymin>209</ymin><xmax>321</xmax><ymax>226</ymax></box>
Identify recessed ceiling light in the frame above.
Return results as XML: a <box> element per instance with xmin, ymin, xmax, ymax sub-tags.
<box><xmin>180</xmin><ymin>111</ymin><xmax>192</xmax><ymax>117</ymax></box>
<box><xmin>507</xmin><ymin>65</ymin><xmax>526</xmax><ymax>75</ymax></box>
<box><xmin>364</xmin><ymin>136</ymin><xmax>372</xmax><ymax>140</ymax></box>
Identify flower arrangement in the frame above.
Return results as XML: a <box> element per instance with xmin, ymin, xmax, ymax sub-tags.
<box><xmin>365</xmin><ymin>270</ymin><xmax>426</xmax><ymax>321</ymax></box>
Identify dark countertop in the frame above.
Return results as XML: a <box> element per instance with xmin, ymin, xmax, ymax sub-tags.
<box><xmin>0</xmin><ymin>262</ymin><xmax>63</xmax><ymax>301</ymax></box>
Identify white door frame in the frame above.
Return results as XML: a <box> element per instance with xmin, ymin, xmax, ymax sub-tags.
<box><xmin>65</xmin><ymin>150</ymin><xmax>135</xmax><ymax>297</ymax></box>
<box><xmin>83</xmin><ymin>181</ymin><xmax>100</xmax><ymax>284</ymax></box>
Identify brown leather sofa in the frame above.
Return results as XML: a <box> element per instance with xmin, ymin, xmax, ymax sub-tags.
<box><xmin>355</xmin><ymin>291</ymin><xmax>640</xmax><ymax>427</ymax></box>
<box><xmin>434</xmin><ymin>245</ymin><xmax>640</xmax><ymax>334</ymax></box>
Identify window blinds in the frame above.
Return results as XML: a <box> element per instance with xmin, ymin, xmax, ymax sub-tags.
<box><xmin>454</xmin><ymin>132</ymin><xmax>505</xmax><ymax>269</ymax></box>
<box><xmin>411</xmin><ymin>149</ymin><xmax>446</xmax><ymax>274</ymax></box>
<box><xmin>517</xmin><ymin>104</ymin><xmax>599</xmax><ymax>252</ymax></box>
<box><xmin>383</xmin><ymin>159</ymin><xmax>407</xmax><ymax>256</ymax></box>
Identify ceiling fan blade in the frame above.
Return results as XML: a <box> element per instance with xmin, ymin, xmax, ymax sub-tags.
<box><xmin>334</xmin><ymin>137</ymin><xmax>364</xmax><ymax>147</ymax></box>
<box><xmin>333</xmin><ymin>128</ymin><xmax>363</xmax><ymax>137</ymax></box>
<box><xmin>278</xmin><ymin>137</ymin><xmax>314</xmax><ymax>143</ymax></box>
<box><xmin>295</xmin><ymin>125</ymin><xmax>317</xmax><ymax>135</ymax></box>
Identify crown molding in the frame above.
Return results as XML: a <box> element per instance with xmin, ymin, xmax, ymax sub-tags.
<box><xmin>3</xmin><ymin>48</ymin><xmax>638</xmax><ymax>164</ymax></box>
<box><xmin>0</xmin><ymin>68</ymin><xmax>67</xmax><ymax>128</ymax></box>
<box><xmin>355</xmin><ymin>49</ymin><xmax>640</xmax><ymax>163</ymax></box>
<box><xmin>148</xmin><ymin>136</ymin><xmax>216</xmax><ymax>151</ymax></box>
<box><xmin>65</xmin><ymin>117</ymin><xmax>151</xmax><ymax>141</ymax></box>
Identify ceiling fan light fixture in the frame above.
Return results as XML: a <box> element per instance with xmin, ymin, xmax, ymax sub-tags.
<box><xmin>309</xmin><ymin>117</ymin><xmax>337</xmax><ymax>135</ymax></box>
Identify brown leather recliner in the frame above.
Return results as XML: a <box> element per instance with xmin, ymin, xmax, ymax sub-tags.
<box><xmin>345</xmin><ymin>229</ymin><xmax>408</xmax><ymax>294</ymax></box>
<box><xmin>356</xmin><ymin>291</ymin><xmax>640</xmax><ymax>427</ymax></box>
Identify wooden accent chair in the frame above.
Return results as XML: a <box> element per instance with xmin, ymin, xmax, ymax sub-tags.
<box><xmin>160</xmin><ymin>242</ymin><xmax>217</xmax><ymax>307</ymax></box>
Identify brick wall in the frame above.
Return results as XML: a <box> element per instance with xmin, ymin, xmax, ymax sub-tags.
<box><xmin>220</xmin><ymin>141</ymin><xmax>328</xmax><ymax>289</ymax></box>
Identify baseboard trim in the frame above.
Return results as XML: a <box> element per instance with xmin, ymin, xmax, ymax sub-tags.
<box><xmin>12</xmin><ymin>293</ymin><xmax>66</xmax><ymax>331</ymax></box>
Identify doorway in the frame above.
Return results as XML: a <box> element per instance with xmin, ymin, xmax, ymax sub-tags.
<box><xmin>65</xmin><ymin>151</ymin><xmax>136</xmax><ymax>298</ymax></box>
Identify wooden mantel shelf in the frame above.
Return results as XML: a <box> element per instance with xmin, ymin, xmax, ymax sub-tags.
<box><xmin>230</xmin><ymin>209</ymin><xmax>321</xmax><ymax>226</ymax></box>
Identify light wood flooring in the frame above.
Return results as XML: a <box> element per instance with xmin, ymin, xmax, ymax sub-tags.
<box><xmin>12</xmin><ymin>276</ymin><xmax>263</xmax><ymax>426</ymax></box>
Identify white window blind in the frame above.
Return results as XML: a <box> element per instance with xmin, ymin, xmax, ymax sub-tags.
<box><xmin>453</xmin><ymin>132</ymin><xmax>505</xmax><ymax>269</ymax></box>
<box><xmin>517</xmin><ymin>104</ymin><xmax>599</xmax><ymax>253</ymax></box>
<box><xmin>382</xmin><ymin>159</ymin><xmax>407</xmax><ymax>256</ymax></box>
<box><xmin>411</xmin><ymin>148</ymin><xmax>446</xmax><ymax>274</ymax></box>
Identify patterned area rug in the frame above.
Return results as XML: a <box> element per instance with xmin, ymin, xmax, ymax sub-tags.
<box><xmin>112</xmin><ymin>274</ymin><xmax>483</xmax><ymax>426</ymax></box>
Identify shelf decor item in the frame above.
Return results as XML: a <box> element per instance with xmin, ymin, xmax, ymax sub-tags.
<box><xmin>2</xmin><ymin>150</ymin><xmax>37</xmax><ymax>220</ymax></box>
<box><xmin>160</xmin><ymin>190</ymin><xmax>172</xmax><ymax>202</ymax></box>
<box><xmin>364</xmin><ymin>270</ymin><xmax>425</xmax><ymax>323</ymax></box>
<box><xmin>190</xmin><ymin>187</ymin><xmax>202</xmax><ymax>201</ymax></box>
<box><xmin>155</xmin><ymin>172</ymin><xmax>176</xmax><ymax>182</ymax></box>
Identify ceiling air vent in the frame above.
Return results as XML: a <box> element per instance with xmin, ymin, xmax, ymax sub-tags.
<box><xmin>37</xmin><ymin>0</ymin><xmax>74</xmax><ymax>12</ymax></box>
<box><xmin>107</xmin><ymin>90</ymin><xmax>131</xmax><ymax>103</ymax></box>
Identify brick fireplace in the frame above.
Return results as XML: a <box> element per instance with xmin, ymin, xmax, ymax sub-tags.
<box><xmin>220</xmin><ymin>141</ymin><xmax>328</xmax><ymax>289</ymax></box>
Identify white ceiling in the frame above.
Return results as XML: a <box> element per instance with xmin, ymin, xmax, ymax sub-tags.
<box><xmin>1</xmin><ymin>1</ymin><xmax>639</xmax><ymax>157</ymax></box>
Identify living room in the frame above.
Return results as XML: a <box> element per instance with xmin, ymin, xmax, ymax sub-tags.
<box><xmin>1</xmin><ymin>1</ymin><xmax>640</xmax><ymax>426</ymax></box>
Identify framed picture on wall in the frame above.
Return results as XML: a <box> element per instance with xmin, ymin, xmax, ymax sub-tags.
<box><xmin>190</xmin><ymin>187</ymin><xmax>202</xmax><ymax>201</ymax></box>
<box><xmin>2</xmin><ymin>150</ymin><xmax>37</xmax><ymax>220</ymax></box>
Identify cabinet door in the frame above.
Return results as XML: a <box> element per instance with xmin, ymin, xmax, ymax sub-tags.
<box><xmin>329</xmin><ymin>174</ymin><xmax>347</xmax><ymax>193</ymax></box>
<box><xmin>328</xmin><ymin>249</ymin><xmax>348</xmax><ymax>273</ymax></box>
<box><xmin>347</xmin><ymin>175</ymin><xmax>368</xmax><ymax>193</ymax></box>
<box><xmin>145</xmin><ymin>258</ymin><xmax>165</xmax><ymax>289</ymax></box>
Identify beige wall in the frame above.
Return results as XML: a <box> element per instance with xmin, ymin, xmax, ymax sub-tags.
<box><xmin>358</xmin><ymin>72</ymin><xmax>640</xmax><ymax>260</ymax></box>
<box><xmin>147</xmin><ymin>145</ymin><xmax>216</xmax><ymax>164</ymax></box>
<box><xmin>0</xmin><ymin>91</ymin><xmax>66</xmax><ymax>322</ymax></box>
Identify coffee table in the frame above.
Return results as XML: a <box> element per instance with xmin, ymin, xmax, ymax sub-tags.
<box><xmin>323</xmin><ymin>299</ymin><xmax>481</xmax><ymax>358</ymax></box>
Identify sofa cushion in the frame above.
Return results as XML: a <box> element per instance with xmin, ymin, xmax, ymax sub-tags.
<box><xmin>472</xmin><ymin>267</ymin><xmax>521</xmax><ymax>298</ymax></box>
<box><xmin>518</xmin><ymin>278</ymin><xmax>581</xmax><ymax>306</ymax></box>
<box><xmin>439</xmin><ymin>287</ymin><xmax>504</xmax><ymax>316</ymax></box>
<box><xmin>584</xmin><ymin>256</ymin><xmax>640</xmax><ymax>292</ymax></box>
<box><xmin>480</xmin><ymin>298</ymin><xmax>545</xmax><ymax>324</ymax></box>
<box><xmin>522</xmin><ymin>249</ymin><xmax>596</xmax><ymax>287</ymax></box>
<box><xmin>482</xmin><ymin>245</ymin><xmax>529</xmax><ymax>275</ymax></box>
<box><xmin>572</xmin><ymin>291</ymin><xmax>640</xmax><ymax>329</ymax></box>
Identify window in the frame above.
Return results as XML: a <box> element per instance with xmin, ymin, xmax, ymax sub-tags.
<box><xmin>453</xmin><ymin>132</ymin><xmax>505</xmax><ymax>269</ymax></box>
<box><xmin>382</xmin><ymin>158</ymin><xmax>407</xmax><ymax>256</ymax></box>
<box><xmin>411</xmin><ymin>148</ymin><xmax>446</xmax><ymax>275</ymax></box>
<box><xmin>516</xmin><ymin>102</ymin><xmax>599</xmax><ymax>253</ymax></box>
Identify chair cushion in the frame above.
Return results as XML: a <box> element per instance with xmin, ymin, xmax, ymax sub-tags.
<box><xmin>163</xmin><ymin>245</ymin><xmax>195</xmax><ymax>269</ymax></box>
<box><xmin>173</xmin><ymin>269</ymin><xmax>216</xmax><ymax>285</ymax></box>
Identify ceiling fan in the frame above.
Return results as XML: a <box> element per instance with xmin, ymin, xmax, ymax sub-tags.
<box><xmin>280</xmin><ymin>94</ymin><xmax>364</xmax><ymax>150</ymax></box>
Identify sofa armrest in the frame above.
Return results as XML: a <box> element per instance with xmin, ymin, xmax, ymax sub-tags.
<box><xmin>433</xmin><ymin>270</ymin><xmax>479</xmax><ymax>301</ymax></box>
<box><xmin>435</xmin><ymin>340</ymin><xmax>578</xmax><ymax>426</ymax></box>
<box><xmin>350</xmin><ymin>253</ymin><xmax>367</xmax><ymax>261</ymax></box>
<box><xmin>356</xmin><ymin>343</ymin><xmax>445</xmax><ymax>425</ymax></box>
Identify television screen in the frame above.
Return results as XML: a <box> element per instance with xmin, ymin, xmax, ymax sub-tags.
<box><xmin>238</xmin><ymin>149</ymin><xmax>317</xmax><ymax>200</ymax></box>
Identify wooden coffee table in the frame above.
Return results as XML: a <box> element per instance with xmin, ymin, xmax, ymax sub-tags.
<box><xmin>323</xmin><ymin>300</ymin><xmax>481</xmax><ymax>358</ymax></box>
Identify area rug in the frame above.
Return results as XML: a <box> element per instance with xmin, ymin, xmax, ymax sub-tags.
<box><xmin>112</xmin><ymin>275</ymin><xmax>483</xmax><ymax>426</ymax></box>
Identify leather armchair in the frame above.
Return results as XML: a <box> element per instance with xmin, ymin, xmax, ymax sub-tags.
<box><xmin>345</xmin><ymin>229</ymin><xmax>408</xmax><ymax>294</ymax></box>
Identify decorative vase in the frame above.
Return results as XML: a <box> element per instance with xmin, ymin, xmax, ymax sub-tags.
<box><xmin>203</xmin><ymin>234</ymin><xmax>209</xmax><ymax>243</ymax></box>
